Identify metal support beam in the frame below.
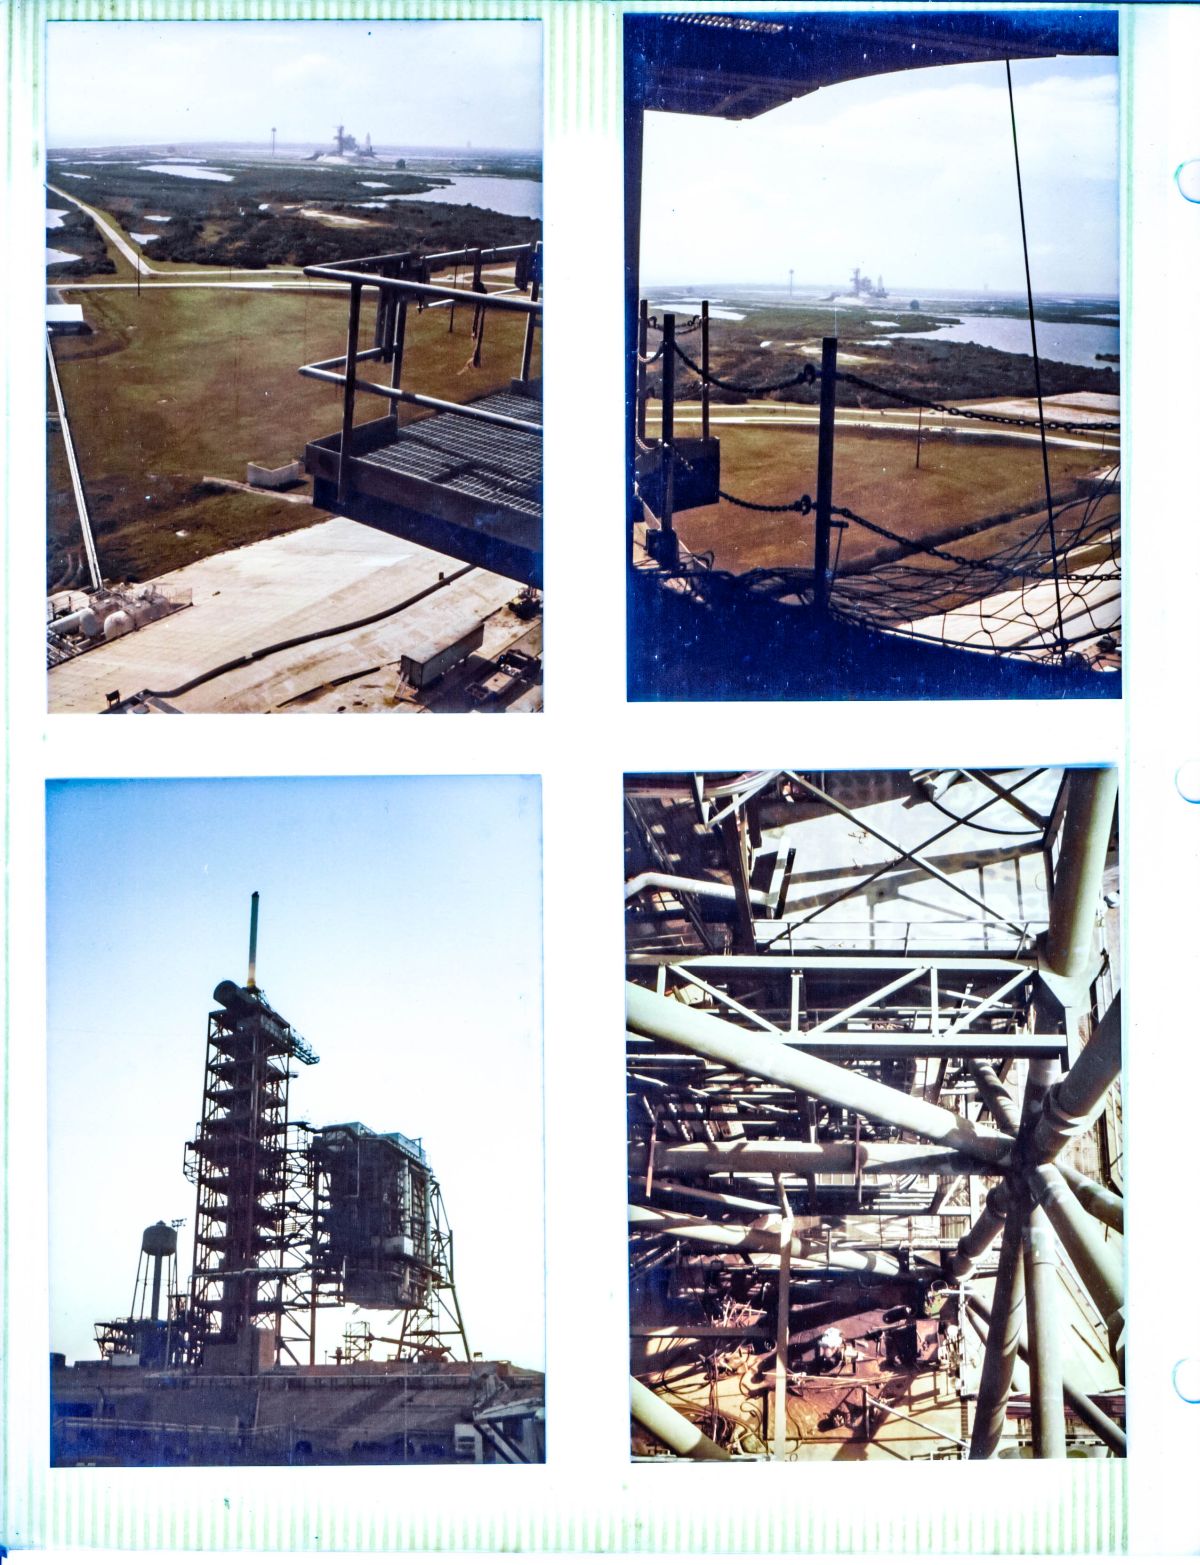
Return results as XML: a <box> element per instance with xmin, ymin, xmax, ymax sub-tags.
<box><xmin>968</xmin><ymin>1195</ymin><xmax>1027</xmax><ymax>1458</ymax></box>
<box><xmin>1031</xmin><ymin>993</ymin><xmax>1122</xmax><ymax>1163</ymax></box>
<box><xmin>783</xmin><ymin>773</ymin><xmax>1028</xmax><ymax>939</ymax></box>
<box><xmin>627</xmin><ymin>983</ymin><xmax>1013</xmax><ymax>1166</ymax></box>
<box><xmin>1058</xmin><ymin>1163</ymin><xmax>1123</xmax><ymax>1234</ymax></box>
<box><xmin>624</xmin><ymin>872</ymin><xmax>774</xmax><ymax>909</ymax></box>
<box><xmin>968</xmin><ymin>1061</ymin><xmax>1021</xmax><ymax>1135</ymax></box>
<box><xmin>630</xmin><ymin>1377</ymin><xmax>732</xmax><ymax>1461</ymax></box>
<box><xmin>628</xmin><ymin>1207</ymin><xmax>909</xmax><ymax>1275</ymax></box>
<box><xmin>1027</xmin><ymin>1162</ymin><xmax>1124</xmax><ymax>1375</ymax></box>
<box><xmin>948</xmin><ymin>1181</ymin><xmax>1010</xmax><ymax>1281</ymax></box>
<box><xmin>1022</xmin><ymin>1199</ymin><xmax>1067</xmax><ymax>1457</ymax></box>
<box><xmin>1039</xmin><ymin>768</ymin><xmax>1118</xmax><ymax>990</ymax></box>
<box><xmin>773</xmin><ymin>1178</ymin><xmax>793</xmax><ymax>1459</ymax></box>
<box><xmin>654</xmin><ymin>1140</ymin><xmax>987</xmax><ymax>1178</ymax></box>
<box><xmin>965</xmin><ymin>1298</ymin><xmax>1126</xmax><ymax>1456</ymax></box>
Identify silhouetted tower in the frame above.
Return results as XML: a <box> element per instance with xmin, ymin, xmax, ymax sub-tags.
<box><xmin>185</xmin><ymin>894</ymin><xmax>319</xmax><ymax>1366</ymax></box>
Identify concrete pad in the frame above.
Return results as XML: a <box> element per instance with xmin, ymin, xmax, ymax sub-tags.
<box><xmin>48</xmin><ymin>515</ymin><xmax>524</xmax><ymax>713</ymax></box>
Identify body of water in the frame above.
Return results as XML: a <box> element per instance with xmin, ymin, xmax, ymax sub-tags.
<box><xmin>46</xmin><ymin>208</ymin><xmax>67</xmax><ymax>229</ymax></box>
<box><xmin>46</xmin><ymin>247</ymin><xmax>80</xmax><ymax>266</ymax></box>
<box><xmin>384</xmin><ymin>174</ymin><xmax>541</xmax><ymax>219</ymax></box>
<box><xmin>903</xmin><ymin>313</ymin><xmax>1118</xmax><ymax>369</ymax></box>
<box><xmin>139</xmin><ymin>163</ymin><xmax>234</xmax><ymax>183</ymax></box>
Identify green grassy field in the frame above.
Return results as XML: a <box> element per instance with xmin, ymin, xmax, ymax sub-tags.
<box><xmin>48</xmin><ymin>282</ymin><xmax>539</xmax><ymax>586</ymax></box>
<box><xmin>664</xmin><ymin>412</ymin><xmax>1117</xmax><ymax>576</ymax></box>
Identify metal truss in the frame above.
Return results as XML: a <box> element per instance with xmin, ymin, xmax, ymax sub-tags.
<box><xmin>626</xmin><ymin>769</ymin><xmax>1123</xmax><ymax>1462</ymax></box>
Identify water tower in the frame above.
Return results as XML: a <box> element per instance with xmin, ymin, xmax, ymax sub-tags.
<box><xmin>94</xmin><ymin>1219</ymin><xmax>182</xmax><ymax>1367</ymax></box>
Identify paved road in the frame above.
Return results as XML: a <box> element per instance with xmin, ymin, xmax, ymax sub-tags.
<box><xmin>49</xmin><ymin>183</ymin><xmax>306</xmax><ymax>279</ymax></box>
<box><xmin>645</xmin><ymin>407</ymin><xmax>1116</xmax><ymax>453</ymax></box>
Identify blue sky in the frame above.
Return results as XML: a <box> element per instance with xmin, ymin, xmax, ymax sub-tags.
<box><xmin>46</xmin><ymin>775</ymin><xmax>544</xmax><ymax>1370</ymax></box>
<box><xmin>47</xmin><ymin>21</ymin><xmax>542</xmax><ymax>151</ymax></box>
<box><xmin>643</xmin><ymin>54</ymin><xmax>1119</xmax><ymax>295</ymax></box>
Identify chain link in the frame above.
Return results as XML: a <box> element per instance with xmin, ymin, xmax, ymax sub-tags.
<box><xmin>717</xmin><ymin>490</ymin><xmax>814</xmax><ymax>516</ymax></box>
<box><xmin>672</xmin><ymin>342</ymin><xmax>820</xmax><ymax>396</ymax></box>
<box><xmin>646</xmin><ymin>314</ymin><xmax>703</xmax><ymax>336</ymax></box>
<box><xmin>830</xmin><ymin>505</ymin><xmax>1006</xmax><ymax>571</ymax></box>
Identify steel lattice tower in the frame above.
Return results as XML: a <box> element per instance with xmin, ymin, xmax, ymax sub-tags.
<box><xmin>184</xmin><ymin>894</ymin><xmax>319</xmax><ymax>1365</ymax></box>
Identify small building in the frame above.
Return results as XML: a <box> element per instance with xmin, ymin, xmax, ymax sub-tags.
<box><xmin>47</xmin><ymin>301</ymin><xmax>87</xmax><ymax>335</ymax></box>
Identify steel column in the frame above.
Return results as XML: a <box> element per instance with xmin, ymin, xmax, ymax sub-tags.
<box><xmin>1027</xmin><ymin>1162</ymin><xmax>1124</xmax><ymax>1373</ymax></box>
<box><xmin>966</xmin><ymin>1298</ymin><xmax>1126</xmax><ymax>1456</ymax></box>
<box><xmin>1040</xmin><ymin>769</ymin><xmax>1118</xmax><ymax>988</ymax></box>
<box><xmin>968</xmin><ymin>1196</ymin><xmax>1027</xmax><ymax>1458</ymax></box>
<box><xmin>1022</xmin><ymin>1198</ymin><xmax>1067</xmax><ymax>1457</ymax></box>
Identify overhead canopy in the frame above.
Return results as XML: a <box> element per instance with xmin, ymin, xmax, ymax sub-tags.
<box><xmin>626</xmin><ymin>9</ymin><xmax>1118</xmax><ymax>121</ymax></box>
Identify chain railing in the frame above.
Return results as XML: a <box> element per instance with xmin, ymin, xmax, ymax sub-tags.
<box><xmin>633</xmin><ymin>298</ymin><xmax>1120</xmax><ymax>664</ymax></box>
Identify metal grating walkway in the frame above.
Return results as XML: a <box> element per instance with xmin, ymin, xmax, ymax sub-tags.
<box><xmin>361</xmin><ymin>390</ymin><xmax>541</xmax><ymax>520</ymax></box>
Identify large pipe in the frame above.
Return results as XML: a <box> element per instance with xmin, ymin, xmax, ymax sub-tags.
<box><xmin>1058</xmin><ymin>1163</ymin><xmax>1123</xmax><ymax>1234</ymax></box>
<box><xmin>627</xmin><ymin>983</ymin><xmax>1012</xmax><ymax>1166</ymax></box>
<box><xmin>1040</xmin><ymin>769</ymin><xmax>1118</xmax><ymax>986</ymax></box>
<box><xmin>966</xmin><ymin>1298</ymin><xmax>1126</xmax><ymax>1456</ymax></box>
<box><xmin>968</xmin><ymin>1196</ymin><xmax>1028</xmax><ymax>1458</ymax></box>
<box><xmin>654</xmin><ymin>1140</ymin><xmax>988</xmax><ymax>1178</ymax></box>
<box><xmin>624</xmin><ymin>872</ymin><xmax>773</xmax><ymax>909</ymax></box>
<box><xmin>1031</xmin><ymin>993</ymin><xmax>1122</xmax><ymax>1164</ymax></box>
<box><xmin>1027</xmin><ymin>1163</ymin><xmax>1124</xmax><ymax>1374</ymax></box>
<box><xmin>968</xmin><ymin>1062</ymin><xmax>1021</xmax><ymax>1135</ymax></box>
<box><xmin>947</xmin><ymin>1181</ymin><xmax>1010</xmax><ymax>1282</ymax></box>
<box><xmin>630</xmin><ymin>1376</ymin><xmax>731</xmax><ymax>1461</ymax></box>
<box><xmin>1023</xmin><ymin>1201</ymin><xmax>1067</xmax><ymax>1457</ymax></box>
<box><xmin>628</xmin><ymin>1206</ymin><xmax>907</xmax><ymax>1275</ymax></box>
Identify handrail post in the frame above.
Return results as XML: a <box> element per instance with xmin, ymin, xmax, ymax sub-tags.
<box><xmin>470</xmin><ymin>247</ymin><xmax>485</xmax><ymax>368</ymax></box>
<box><xmin>519</xmin><ymin>249</ymin><xmax>540</xmax><ymax>384</ymax></box>
<box><xmin>390</xmin><ymin>297</ymin><xmax>408</xmax><ymax>399</ymax></box>
<box><xmin>338</xmin><ymin>281</ymin><xmax>363</xmax><ymax>505</ymax></box>
<box><xmin>813</xmin><ymin>335</ymin><xmax>839</xmax><ymax>613</ymax></box>
<box><xmin>661</xmin><ymin>312</ymin><xmax>677</xmax><ymax>558</ymax></box>
<box><xmin>701</xmin><ymin>300</ymin><xmax>710</xmax><ymax>443</ymax></box>
<box><xmin>637</xmin><ymin>299</ymin><xmax>649</xmax><ymax>443</ymax></box>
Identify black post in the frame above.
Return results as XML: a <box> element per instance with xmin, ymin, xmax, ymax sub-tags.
<box><xmin>661</xmin><ymin>312</ymin><xmax>677</xmax><ymax>552</ymax></box>
<box><xmin>338</xmin><ymin>282</ymin><xmax>362</xmax><ymax>505</ymax></box>
<box><xmin>813</xmin><ymin>335</ymin><xmax>839</xmax><ymax>612</ymax></box>
<box><xmin>636</xmin><ymin>298</ymin><xmax>649</xmax><ymax>443</ymax></box>
<box><xmin>701</xmin><ymin>299</ymin><xmax>710</xmax><ymax>443</ymax></box>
